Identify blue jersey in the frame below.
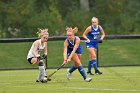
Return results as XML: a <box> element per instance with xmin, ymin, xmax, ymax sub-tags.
<box><xmin>86</xmin><ymin>25</ymin><xmax>100</xmax><ymax>49</ymax></box>
<box><xmin>67</xmin><ymin>36</ymin><xmax>82</xmax><ymax>55</ymax></box>
<box><xmin>87</xmin><ymin>25</ymin><xmax>100</xmax><ymax>42</ymax></box>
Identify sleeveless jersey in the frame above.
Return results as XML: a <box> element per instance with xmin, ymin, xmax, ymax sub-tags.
<box><xmin>87</xmin><ymin>25</ymin><xmax>100</xmax><ymax>42</ymax></box>
<box><xmin>27</xmin><ymin>39</ymin><xmax>45</xmax><ymax>59</ymax></box>
<box><xmin>67</xmin><ymin>36</ymin><xmax>82</xmax><ymax>55</ymax></box>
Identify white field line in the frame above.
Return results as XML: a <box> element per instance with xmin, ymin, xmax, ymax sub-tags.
<box><xmin>65</xmin><ymin>87</ymin><xmax>140</xmax><ymax>92</ymax></box>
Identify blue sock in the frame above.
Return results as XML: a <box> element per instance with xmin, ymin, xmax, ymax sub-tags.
<box><xmin>91</xmin><ymin>59</ymin><xmax>98</xmax><ymax>71</ymax></box>
<box><xmin>78</xmin><ymin>66</ymin><xmax>87</xmax><ymax>80</ymax></box>
<box><xmin>87</xmin><ymin>61</ymin><xmax>93</xmax><ymax>72</ymax></box>
<box><xmin>69</xmin><ymin>65</ymin><xmax>77</xmax><ymax>73</ymax></box>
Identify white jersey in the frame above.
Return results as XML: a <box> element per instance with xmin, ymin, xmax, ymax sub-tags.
<box><xmin>27</xmin><ymin>39</ymin><xmax>45</xmax><ymax>59</ymax></box>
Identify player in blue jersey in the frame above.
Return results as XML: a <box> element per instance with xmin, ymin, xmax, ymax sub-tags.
<box><xmin>63</xmin><ymin>26</ymin><xmax>92</xmax><ymax>82</ymax></box>
<box><xmin>83</xmin><ymin>17</ymin><xmax>105</xmax><ymax>75</ymax></box>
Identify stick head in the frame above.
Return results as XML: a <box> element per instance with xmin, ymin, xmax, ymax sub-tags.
<box><xmin>47</xmin><ymin>78</ymin><xmax>52</xmax><ymax>81</ymax></box>
<box><xmin>41</xmin><ymin>78</ymin><xmax>48</xmax><ymax>83</ymax></box>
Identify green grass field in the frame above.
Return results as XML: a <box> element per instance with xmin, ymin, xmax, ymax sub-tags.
<box><xmin>0</xmin><ymin>67</ymin><xmax>140</xmax><ymax>93</ymax></box>
<box><xmin>0</xmin><ymin>39</ymin><xmax>140</xmax><ymax>93</ymax></box>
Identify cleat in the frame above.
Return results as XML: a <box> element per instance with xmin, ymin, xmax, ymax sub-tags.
<box><xmin>87</xmin><ymin>71</ymin><xmax>94</xmax><ymax>75</ymax></box>
<box><xmin>36</xmin><ymin>80</ymin><xmax>40</xmax><ymax>83</ymax></box>
<box><xmin>36</xmin><ymin>80</ymin><xmax>44</xmax><ymax>83</ymax></box>
<box><xmin>41</xmin><ymin>79</ymin><xmax>48</xmax><ymax>83</ymax></box>
<box><xmin>67</xmin><ymin>69</ymin><xmax>72</xmax><ymax>80</ymax></box>
<box><xmin>95</xmin><ymin>70</ymin><xmax>102</xmax><ymax>75</ymax></box>
<box><xmin>36</xmin><ymin>78</ymin><xmax>48</xmax><ymax>83</ymax></box>
<box><xmin>47</xmin><ymin>78</ymin><xmax>51</xmax><ymax>81</ymax></box>
<box><xmin>85</xmin><ymin>77</ymin><xmax>92</xmax><ymax>82</ymax></box>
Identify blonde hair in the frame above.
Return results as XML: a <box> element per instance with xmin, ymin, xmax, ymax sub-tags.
<box><xmin>91</xmin><ymin>16</ymin><xmax>98</xmax><ymax>22</ymax></box>
<box><xmin>72</xmin><ymin>27</ymin><xmax>78</xmax><ymax>34</ymax></box>
<box><xmin>37</xmin><ymin>28</ymin><xmax>49</xmax><ymax>38</ymax></box>
<box><xmin>66</xmin><ymin>26</ymin><xmax>78</xmax><ymax>34</ymax></box>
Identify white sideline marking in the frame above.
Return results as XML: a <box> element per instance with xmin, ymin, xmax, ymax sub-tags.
<box><xmin>65</xmin><ymin>87</ymin><xmax>140</xmax><ymax>92</ymax></box>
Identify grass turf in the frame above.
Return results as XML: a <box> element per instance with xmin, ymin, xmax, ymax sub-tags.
<box><xmin>0</xmin><ymin>66</ymin><xmax>140</xmax><ymax>93</ymax></box>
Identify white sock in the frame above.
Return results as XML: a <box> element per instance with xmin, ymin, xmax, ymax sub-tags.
<box><xmin>37</xmin><ymin>71</ymin><xmax>43</xmax><ymax>81</ymax></box>
<box><xmin>38</xmin><ymin>66</ymin><xmax>47</xmax><ymax>79</ymax></box>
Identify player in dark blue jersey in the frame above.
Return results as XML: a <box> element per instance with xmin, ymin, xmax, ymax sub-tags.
<box><xmin>83</xmin><ymin>17</ymin><xmax>105</xmax><ymax>75</ymax></box>
<box><xmin>63</xmin><ymin>26</ymin><xmax>92</xmax><ymax>82</ymax></box>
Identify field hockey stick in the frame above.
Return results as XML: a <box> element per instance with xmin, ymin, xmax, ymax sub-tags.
<box><xmin>47</xmin><ymin>63</ymin><xmax>66</xmax><ymax>79</ymax></box>
<box><xmin>84</xmin><ymin>40</ymin><xmax>103</xmax><ymax>43</ymax></box>
<box><xmin>38</xmin><ymin>54</ymin><xmax>47</xmax><ymax>61</ymax></box>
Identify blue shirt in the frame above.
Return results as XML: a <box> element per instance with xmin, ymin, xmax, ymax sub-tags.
<box><xmin>66</xmin><ymin>36</ymin><xmax>82</xmax><ymax>55</ymax></box>
<box><xmin>87</xmin><ymin>25</ymin><xmax>100</xmax><ymax>42</ymax></box>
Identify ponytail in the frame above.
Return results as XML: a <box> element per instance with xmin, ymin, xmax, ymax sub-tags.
<box><xmin>66</xmin><ymin>26</ymin><xmax>78</xmax><ymax>34</ymax></box>
<box><xmin>72</xmin><ymin>27</ymin><xmax>78</xmax><ymax>34</ymax></box>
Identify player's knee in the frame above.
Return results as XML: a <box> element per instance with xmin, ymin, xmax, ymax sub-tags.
<box><xmin>92</xmin><ymin>53</ymin><xmax>96</xmax><ymax>57</ymax></box>
<box><xmin>38</xmin><ymin>60</ymin><xmax>44</xmax><ymax>66</ymax></box>
<box><xmin>74</xmin><ymin>62</ymin><xmax>81</xmax><ymax>68</ymax></box>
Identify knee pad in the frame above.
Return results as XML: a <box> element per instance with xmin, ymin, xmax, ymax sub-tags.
<box><xmin>38</xmin><ymin>60</ymin><xmax>44</xmax><ymax>66</ymax></box>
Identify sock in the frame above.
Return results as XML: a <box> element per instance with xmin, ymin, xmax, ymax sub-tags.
<box><xmin>38</xmin><ymin>66</ymin><xmax>47</xmax><ymax>80</ymax></box>
<box><xmin>87</xmin><ymin>61</ymin><xmax>93</xmax><ymax>72</ymax></box>
<box><xmin>91</xmin><ymin>59</ymin><xmax>98</xmax><ymax>71</ymax></box>
<box><xmin>69</xmin><ymin>65</ymin><xmax>77</xmax><ymax>73</ymax></box>
<box><xmin>37</xmin><ymin>71</ymin><xmax>43</xmax><ymax>81</ymax></box>
<box><xmin>78</xmin><ymin>66</ymin><xmax>87</xmax><ymax>80</ymax></box>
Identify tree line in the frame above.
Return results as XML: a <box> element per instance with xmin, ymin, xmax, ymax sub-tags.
<box><xmin>0</xmin><ymin>0</ymin><xmax>140</xmax><ymax>38</ymax></box>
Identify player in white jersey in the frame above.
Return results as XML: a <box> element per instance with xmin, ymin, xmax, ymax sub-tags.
<box><xmin>27</xmin><ymin>28</ymin><xmax>51</xmax><ymax>83</ymax></box>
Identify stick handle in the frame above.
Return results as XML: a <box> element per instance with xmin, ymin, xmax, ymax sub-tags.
<box><xmin>56</xmin><ymin>63</ymin><xmax>66</xmax><ymax>71</ymax></box>
<box><xmin>47</xmin><ymin>63</ymin><xmax>66</xmax><ymax>79</ymax></box>
<box><xmin>85</xmin><ymin>40</ymin><xmax>102</xmax><ymax>43</ymax></box>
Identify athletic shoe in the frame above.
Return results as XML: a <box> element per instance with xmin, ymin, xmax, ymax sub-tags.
<box><xmin>47</xmin><ymin>78</ymin><xmax>51</xmax><ymax>81</ymax></box>
<box><xmin>95</xmin><ymin>70</ymin><xmax>102</xmax><ymax>75</ymax></box>
<box><xmin>36</xmin><ymin>80</ymin><xmax>45</xmax><ymax>83</ymax></box>
<box><xmin>67</xmin><ymin>68</ymin><xmax>72</xmax><ymax>80</ymax></box>
<box><xmin>36</xmin><ymin>80</ymin><xmax>41</xmax><ymax>83</ymax></box>
<box><xmin>85</xmin><ymin>77</ymin><xmax>92</xmax><ymax>82</ymax></box>
<box><xmin>36</xmin><ymin>78</ymin><xmax>48</xmax><ymax>83</ymax></box>
<box><xmin>87</xmin><ymin>71</ymin><xmax>94</xmax><ymax>75</ymax></box>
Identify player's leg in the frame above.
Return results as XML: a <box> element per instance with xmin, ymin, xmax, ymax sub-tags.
<box><xmin>38</xmin><ymin>60</ymin><xmax>47</xmax><ymax>77</ymax></box>
<box><xmin>72</xmin><ymin>54</ymin><xmax>92</xmax><ymax>82</ymax></box>
<box><xmin>87</xmin><ymin>54</ymin><xmax>94</xmax><ymax>75</ymax></box>
<box><xmin>67</xmin><ymin>54</ymin><xmax>82</xmax><ymax>80</ymax></box>
<box><xmin>86</xmin><ymin>42</ymin><xmax>95</xmax><ymax>75</ymax></box>
<box><xmin>87</xmin><ymin>48</ymin><xmax>96</xmax><ymax>74</ymax></box>
<box><xmin>66</xmin><ymin>50</ymin><xmax>77</xmax><ymax>80</ymax></box>
<box><xmin>31</xmin><ymin>58</ymin><xmax>47</xmax><ymax>82</ymax></box>
<box><xmin>88</xmin><ymin>49</ymin><xmax>102</xmax><ymax>75</ymax></box>
<box><xmin>67</xmin><ymin>64</ymin><xmax>77</xmax><ymax>80</ymax></box>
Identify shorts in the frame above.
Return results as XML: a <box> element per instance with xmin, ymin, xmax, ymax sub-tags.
<box><xmin>85</xmin><ymin>41</ymin><xmax>98</xmax><ymax>49</ymax></box>
<box><xmin>67</xmin><ymin>45</ymin><xmax>82</xmax><ymax>56</ymax></box>
<box><xmin>27</xmin><ymin>57</ymin><xmax>34</xmax><ymax>64</ymax></box>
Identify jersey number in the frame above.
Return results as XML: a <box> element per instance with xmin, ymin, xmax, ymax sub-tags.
<box><xmin>94</xmin><ymin>35</ymin><xmax>98</xmax><ymax>39</ymax></box>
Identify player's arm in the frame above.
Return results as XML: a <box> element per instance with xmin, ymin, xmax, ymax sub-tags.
<box><xmin>44</xmin><ymin>42</ymin><xmax>47</xmax><ymax>55</ymax></box>
<box><xmin>42</xmin><ymin>42</ymin><xmax>47</xmax><ymax>59</ymax></box>
<box><xmin>32</xmin><ymin>41</ymin><xmax>39</xmax><ymax>58</ymax></box>
<box><xmin>83</xmin><ymin>26</ymin><xmax>91</xmax><ymax>42</ymax></box>
<box><xmin>63</xmin><ymin>40</ymin><xmax>68</xmax><ymax>63</ymax></box>
<box><xmin>67</xmin><ymin>37</ymin><xmax>80</xmax><ymax>61</ymax></box>
<box><xmin>99</xmin><ymin>25</ymin><xmax>105</xmax><ymax>40</ymax></box>
<box><xmin>43</xmin><ymin>42</ymin><xmax>47</xmax><ymax>68</ymax></box>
